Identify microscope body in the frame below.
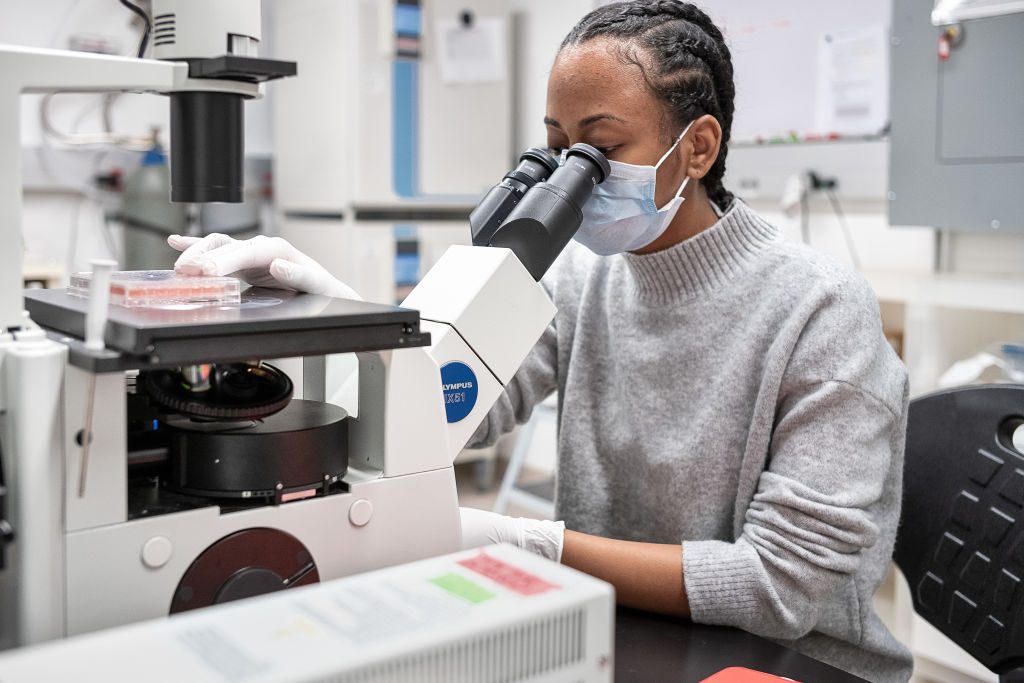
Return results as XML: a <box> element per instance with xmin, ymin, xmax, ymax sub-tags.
<box><xmin>3</xmin><ymin>245</ymin><xmax>555</xmax><ymax>649</ymax></box>
<box><xmin>0</xmin><ymin>0</ymin><xmax>609</xmax><ymax>651</ymax></box>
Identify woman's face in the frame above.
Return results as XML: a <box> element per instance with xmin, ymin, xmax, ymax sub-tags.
<box><xmin>545</xmin><ymin>38</ymin><xmax>688</xmax><ymax>210</ymax></box>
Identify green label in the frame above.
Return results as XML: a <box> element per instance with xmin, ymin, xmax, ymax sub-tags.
<box><xmin>429</xmin><ymin>573</ymin><xmax>495</xmax><ymax>604</ymax></box>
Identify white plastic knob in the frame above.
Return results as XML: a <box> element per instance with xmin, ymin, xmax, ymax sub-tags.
<box><xmin>141</xmin><ymin>536</ymin><xmax>173</xmax><ymax>569</ymax></box>
<box><xmin>349</xmin><ymin>499</ymin><xmax>373</xmax><ymax>527</ymax></box>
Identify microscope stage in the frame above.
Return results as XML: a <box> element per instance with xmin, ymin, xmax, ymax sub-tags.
<box><xmin>23</xmin><ymin>286</ymin><xmax>430</xmax><ymax>370</ymax></box>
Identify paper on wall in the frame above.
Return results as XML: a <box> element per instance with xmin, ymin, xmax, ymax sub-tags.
<box><xmin>435</xmin><ymin>17</ymin><xmax>506</xmax><ymax>84</ymax></box>
<box><xmin>814</xmin><ymin>25</ymin><xmax>889</xmax><ymax>136</ymax></box>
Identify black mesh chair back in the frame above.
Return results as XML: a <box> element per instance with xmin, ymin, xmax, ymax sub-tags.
<box><xmin>896</xmin><ymin>384</ymin><xmax>1024</xmax><ymax>677</ymax></box>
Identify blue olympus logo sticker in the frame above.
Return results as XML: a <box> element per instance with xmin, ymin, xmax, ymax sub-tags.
<box><xmin>440</xmin><ymin>361</ymin><xmax>478</xmax><ymax>423</ymax></box>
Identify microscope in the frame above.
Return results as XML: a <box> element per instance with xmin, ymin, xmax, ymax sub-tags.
<box><xmin>0</xmin><ymin>0</ymin><xmax>610</xmax><ymax>648</ymax></box>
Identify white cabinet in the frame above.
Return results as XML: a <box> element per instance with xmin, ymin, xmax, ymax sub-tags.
<box><xmin>868</xmin><ymin>270</ymin><xmax>1024</xmax><ymax>398</ymax></box>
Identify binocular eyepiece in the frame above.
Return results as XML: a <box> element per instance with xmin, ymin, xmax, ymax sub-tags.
<box><xmin>470</xmin><ymin>148</ymin><xmax>559</xmax><ymax>246</ymax></box>
<box><xmin>471</xmin><ymin>144</ymin><xmax>611</xmax><ymax>280</ymax></box>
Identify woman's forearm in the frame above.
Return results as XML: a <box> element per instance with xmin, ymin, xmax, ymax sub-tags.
<box><xmin>560</xmin><ymin>530</ymin><xmax>690</xmax><ymax>617</ymax></box>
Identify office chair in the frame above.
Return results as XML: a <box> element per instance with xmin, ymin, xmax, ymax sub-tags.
<box><xmin>895</xmin><ymin>384</ymin><xmax>1024</xmax><ymax>681</ymax></box>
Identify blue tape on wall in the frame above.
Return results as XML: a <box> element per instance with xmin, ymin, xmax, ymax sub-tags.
<box><xmin>393</xmin><ymin>4</ymin><xmax>421</xmax><ymax>36</ymax></box>
<box><xmin>390</xmin><ymin>2</ymin><xmax>486</xmax><ymax>203</ymax></box>
<box><xmin>393</xmin><ymin>60</ymin><xmax>418</xmax><ymax>198</ymax></box>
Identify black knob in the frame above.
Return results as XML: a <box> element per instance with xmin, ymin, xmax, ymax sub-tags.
<box><xmin>0</xmin><ymin>518</ymin><xmax>14</xmax><ymax>571</ymax></box>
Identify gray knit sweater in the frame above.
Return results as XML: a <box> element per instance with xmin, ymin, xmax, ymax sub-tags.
<box><xmin>471</xmin><ymin>200</ymin><xmax>913</xmax><ymax>682</ymax></box>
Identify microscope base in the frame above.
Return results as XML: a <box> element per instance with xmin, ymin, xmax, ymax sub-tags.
<box><xmin>63</xmin><ymin>465</ymin><xmax>461</xmax><ymax>637</ymax></box>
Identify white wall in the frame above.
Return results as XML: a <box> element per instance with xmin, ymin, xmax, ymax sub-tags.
<box><xmin>507</xmin><ymin>0</ymin><xmax>592</xmax><ymax>154</ymax></box>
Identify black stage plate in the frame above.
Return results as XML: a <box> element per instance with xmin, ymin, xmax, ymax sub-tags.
<box><xmin>24</xmin><ymin>287</ymin><xmax>430</xmax><ymax>371</ymax></box>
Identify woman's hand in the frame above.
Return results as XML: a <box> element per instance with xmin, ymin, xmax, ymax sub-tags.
<box><xmin>459</xmin><ymin>507</ymin><xmax>690</xmax><ymax>616</ymax></box>
<box><xmin>168</xmin><ymin>233</ymin><xmax>362</xmax><ymax>300</ymax></box>
<box><xmin>459</xmin><ymin>507</ymin><xmax>565</xmax><ymax>562</ymax></box>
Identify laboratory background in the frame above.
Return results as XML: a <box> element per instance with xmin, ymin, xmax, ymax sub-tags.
<box><xmin>1</xmin><ymin>0</ymin><xmax>1023</xmax><ymax>681</ymax></box>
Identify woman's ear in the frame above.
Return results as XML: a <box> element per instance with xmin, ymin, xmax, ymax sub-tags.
<box><xmin>685</xmin><ymin>114</ymin><xmax>722</xmax><ymax>180</ymax></box>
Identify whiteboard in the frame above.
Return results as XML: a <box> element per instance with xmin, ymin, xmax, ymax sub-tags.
<box><xmin>697</xmin><ymin>0</ymin><xmax>892</xmax><ymax>142</ymax></box>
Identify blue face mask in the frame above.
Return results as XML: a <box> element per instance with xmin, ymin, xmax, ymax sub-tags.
<box><xmin>567</xmin><ymin>121</ymin><xmax>693</xmax><ymax>256</ymax></box>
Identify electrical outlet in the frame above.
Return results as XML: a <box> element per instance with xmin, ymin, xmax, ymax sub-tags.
<box><xmin>737</xmin><ymin>177</ymin><xmax>760</xmax><ymax>199</ymax></box>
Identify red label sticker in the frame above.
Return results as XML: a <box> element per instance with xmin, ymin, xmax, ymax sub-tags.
<box><xmin>458</xmin><ymin>551</ymin><xmax>560</xmax><ymax>596</ymax></box>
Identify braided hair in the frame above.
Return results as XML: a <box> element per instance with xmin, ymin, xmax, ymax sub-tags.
<box><xmin>561</xmin><ymin>1</ymin><xmax>736</xmax><ymax>208</ymax></box>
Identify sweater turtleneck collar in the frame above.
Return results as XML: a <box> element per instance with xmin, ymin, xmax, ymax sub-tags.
<box><xmin>621</xmin><ymin>200</ymin><xmax>779</xmax><ymax>303</ymax></box>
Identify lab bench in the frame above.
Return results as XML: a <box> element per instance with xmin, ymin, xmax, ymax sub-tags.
<box><xmin>615</xmin><ymin>607</ymin><xmax>870</xmax><ymax>682</ymax></box>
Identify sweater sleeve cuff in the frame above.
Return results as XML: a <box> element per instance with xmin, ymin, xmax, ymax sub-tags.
<box><xmin>683</xmin><ymin>539</ymin><xmax>764</xmax><ymax>627</ymax></box>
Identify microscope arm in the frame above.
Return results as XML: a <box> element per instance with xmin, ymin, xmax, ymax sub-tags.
<box><xmin>346</xmin><ymin>245</ymin><xmax>554</xmax><ymax>479</ymax></box>
<box><xmin>405</xmin><ymin>244</ymin><xmax>556</xmax><ymax>450</ymax></box>
<box><xmin>345</xmin><ymin>145</ymin><xmax>609</xmax><ymax>480</ymax></box>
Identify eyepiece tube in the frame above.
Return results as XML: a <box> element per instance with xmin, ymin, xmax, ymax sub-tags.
<box><xmin>470</xmin><ymin>147</ymin><xmax>559</xmax><ymax>247</ymax></box>
<box><xmin>170</xmin><ymin>92</ymin><xmax>244</xmax><ymax>203</ymax></box>
<box><xmin>487</xmin><ymin>143</ymin><xmax>610</xmax><ymax>280</ymax></box>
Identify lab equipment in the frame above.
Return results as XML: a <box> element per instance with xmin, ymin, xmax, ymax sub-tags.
<box><xmin>889</xmin><ymin>0</ymin><xmax>1024</xmax><ymax>232</ymax></box>
<box><xmin>11</xmin><ymin>251</ymin><xmax>557</xmax><ymax>642</ymax></box>
<box><xmin>0</xmin><ymin>0</ymin><xmax>295</xmax><ymax>332</ymax></box>
<box><xmin>154</xmin><ymin>0</ymin><xmax>295</xmax><ymax>203</ymax></box>
<box><xmin>0</xmin><ymin>0</ymin><xmax>302</xmax><ymax>649</ymax></box>
<box><xmin>0</xmin><ymin>4</ymin><xmax>609</xmax><ymax>651</ymax></box>
<box><xmin>469</xmin><ymin>147</ymin><xmax>560</xmax><ymax>247</ymax></box>
<box><xmin>0</xmin><ymin>544</ymin><xmax>615</xmax><ymax>683</ymax></box>
<box><xmin>481</xmin><ymin>143</ymin><xmax>611</xmax><ymax>280</ymax></box>
<box><xmin>68</xmin><ymin>270</ymin><xmax>242</xmax><ymax>307</ymax></box>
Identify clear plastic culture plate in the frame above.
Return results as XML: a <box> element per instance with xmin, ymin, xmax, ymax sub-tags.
<box><xmin>69</xmin><ymin>270</ymin><xmax>241</xmax><ymax>307</ymax></box>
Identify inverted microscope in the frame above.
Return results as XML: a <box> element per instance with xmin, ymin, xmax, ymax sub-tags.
<box><xmin>0</xmin><ymin>0</ymin><xmax>610</xmax><ymax>650</ymax></box>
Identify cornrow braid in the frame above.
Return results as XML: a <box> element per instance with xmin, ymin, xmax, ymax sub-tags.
<box><xmin>562</xmin><ymin>1</ymin><xmax>736</xmax><ymax>209</ymax></box>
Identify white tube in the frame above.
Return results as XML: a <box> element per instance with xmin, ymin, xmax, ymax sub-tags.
<box><xmin>84</xmin><ymin>259</ymin><xmax>116</xmax><ymax>351</ymax></box>
<box><xmin>0</xmin><ymin>338</ymin><xmax>67</xmax><ymax>646</ymax></box>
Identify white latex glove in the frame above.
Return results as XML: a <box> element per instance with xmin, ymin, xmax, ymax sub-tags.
<box><xmin>168</xmin><ymin>233</ymin><xmax>362</xmax><ymax>300</ymax></box>
<box><xmin>459</xmin><ymin>507</ymin><xmax>566</xmax><ymax>562</ymax></box>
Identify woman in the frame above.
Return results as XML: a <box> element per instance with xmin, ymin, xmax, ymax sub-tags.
<box><xmin>172</xmin><ymin>3</ymin><xmax>911</xmax><ymax>679</ymax></box>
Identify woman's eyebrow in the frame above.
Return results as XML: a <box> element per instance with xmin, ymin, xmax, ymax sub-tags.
<box><xmin>543</xmin><ymin>113</ymin><xmax>628</xmax><ymax>130</ymax></box>
<box><xmin>579</xmin><ymin>113</ymin><xmax>628</xmax><ymax>128</ymax></box>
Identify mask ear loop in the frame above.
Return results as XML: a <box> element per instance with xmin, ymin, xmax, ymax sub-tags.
<box><xmin>671</xmin><ymin>175</ymin><xmax>691</xmax><ymax>201</ymax></box>
<box><xmin>655</xmin><ymin>119</ymin><xmax>696</xmax><ymax>202</ymax></box>
<box><xmin>655</xmin><ymin>119</ymin><xmax>696</xmax><ymax>168</ymax></box>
